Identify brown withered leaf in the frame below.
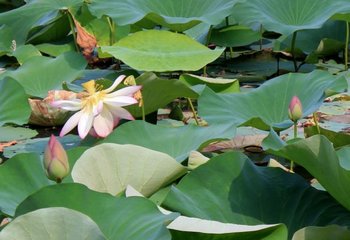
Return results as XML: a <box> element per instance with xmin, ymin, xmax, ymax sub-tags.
<box><xmin>0</xmin><ymin>141</ymin><xmax>16</xmax><ymax>152</ymax></box>
<box><xmin>74</xmin><ymin>18</ymin><xmax>97</xmax><ymax>60</ymax></box>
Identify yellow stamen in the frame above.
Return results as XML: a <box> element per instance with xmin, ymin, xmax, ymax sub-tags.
<box><xmin>82</xmin><ymin>80</ymin><xmax>96</xmax><ymax>94</ymax></box>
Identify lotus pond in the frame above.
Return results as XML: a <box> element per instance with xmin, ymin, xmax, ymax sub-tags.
<box><xmin>0</xmin><ymin>0</ymin><xmax>350</xmax><ymax>239</ymax></box>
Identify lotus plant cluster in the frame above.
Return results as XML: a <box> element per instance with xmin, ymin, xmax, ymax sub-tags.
<box><xmin>51</xmin><ymin>75</ymin><xmax>141</xmax><ymax>139</ymax></box>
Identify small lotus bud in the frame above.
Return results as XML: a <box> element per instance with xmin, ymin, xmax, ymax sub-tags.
<box><xmin>43</xmin><ymin>135</ymin><xmax>69</xmax><ymax>183</ymax></box>
<box><xmin>288</xmin><ymin>96</ymin><xmax>303</xmax><ymax>122</ymax></box>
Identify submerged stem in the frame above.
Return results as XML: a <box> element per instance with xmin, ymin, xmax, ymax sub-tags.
<box><xmin>187</xmin><ymin>98</ymin><xmax>200</xmax><ymax>125</ymax></box>
<box><xmin>291</xmin><ymin>31</ymin><xmax>298</xmax><ymax>72</ymax></box>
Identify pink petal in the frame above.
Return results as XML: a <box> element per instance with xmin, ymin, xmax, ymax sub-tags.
<box><xmin>51</xmin><ymin>99</ymin><xmax>82</xmax><ymax>111</ymax></box>
<box><xmin>108</xmin><ymin>105</ymin><xmax>135</xmax><ymax>120</ymax></box>
<box><xmin>107</xmin><ymin>85</ymin><xmax>142</xmax><ymax>97</ymax></box>
<box><xmin>93</xmin><ymin>109</ymin><xmax>114</xmax><ymax>137</ymax></box>
<box><xmin>77</xmin><ymin>111</ymin><xmax>94</xmax><ymax>139</ymax></box>
<box><xmin>59</xmin><ymin>111</ymin><xmax>83</xmax><ymax>137</ymax></box>
<box><xmin>104</xmin><ymin>75</ymin><xmax>125</xmax><ymax>93</ymax></box>
<box><xmin>104</xmin><ymin>96</ymin><xmax>138</xmax><ymax>107</ymax></box>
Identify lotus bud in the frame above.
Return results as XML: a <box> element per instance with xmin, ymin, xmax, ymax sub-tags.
<box><xmin>288</xmin><ymin>96</ymin><xmax>303</xmax><ymax>122</ymax></box>
<box><xmin>43</xmin><ymin>135</ymin><xmax>69</xmax><ymax>183</ymax></box>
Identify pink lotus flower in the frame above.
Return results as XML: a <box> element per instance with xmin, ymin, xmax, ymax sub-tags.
<box><xmin>288</xmin><ymin>96</ymin><xmax>303</xmax><ymax>122</ymax></box>
<box><xmin>44</xmin><ymin>135</ymin><xmax>69</xmax><ymax>183</ymax></box>
<box><xmin>51</xmin><ymin>75</ymin><xmax>141</xmax><ymax>139</ymax></box>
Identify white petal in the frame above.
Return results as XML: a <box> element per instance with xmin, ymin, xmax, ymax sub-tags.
<box><xmin>107</xmin><ymin>85</ymin><xmax>142</xmax><ymax>97</ymax></box>
<box><xmin>104</xmin><ymin>96</ymin><xmax>138</xmax><ymax>107</ymax></box>
<box><xmin>51</xmin><ymin>99</ymin><xmax>82</xmax><ymax>111</ymax></box>
<box><xmin>92</xmin><ymin>100</ymin><xmax>104</xmax><ymax>116</ymax></box>
<box><xmin>93</xmin><ymin>109</ymin><xmax>114</xmax><ymax>137</ymax></box>
<box><xmin>77</xmin><ymin>111</ymin><xmax>94</xmax><ymax>139</ymax></box>
<box><xmin>59</xmin><ymin>111</ymin><xmax>82</xmax><ymax>137</ymax></box>
<box><xmin>104</xmin><ymin>75</ymin><xmax>125</xmax><ymax>93</ymax></box>
<box><xmin>108</xmin><ymin>106</ymin><xmax>135</xmax><ymax>120</ymax></box>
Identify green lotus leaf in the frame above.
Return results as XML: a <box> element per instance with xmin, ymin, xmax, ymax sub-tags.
<box><xmin>168</xmin><ymin>216</ymin><xmax>287</xmax><ymax>240</ymax></box>
<box><xmin>72</xmin><ymin>143</ymin><xmax>187</xmax><ymax>197</ymax></box>
<box><xmin>211</xmin><ymin>25</ymin><xmax>261</xmax><ymax>47</ymax></box>
<box><xmin>0</xmin><ymin>126</ymin><xmax>37</xmax><ymax>142</ymax></box>
<box><xmin>0</xmin><ymin>0</ymin><xmax>83</xmax><ymax>45</ymax></box>
<box><xmin>89</xmin><ymin>0</ymin><xmax>241</xmax><ymax>32</ymax></box>
<box><xmin>0</xmin><ymin>207</ymin><xmax>105</xmax><ymax>240</ymax></box>
<box><xmin>15</xmin><ymin>183</ymin><xmax>176</xmax><ymax>240</ymax></box>
<box><xmin>179</xmin><ymin>73</ymin><xmax>239</xmax><ymax>94</ymax></box>
<box><xmin>102</xmin><ymin>120</ymin><xmax>236</xmax><ymax>162</ymax></box>
<box><xmin>162</xmin><ymin>151</ymin><xmax>350</xmax><ymax>239</ymax></box>
<box><xmin>292</xmin><ymin>225</ymin><xmax>350</xmax><ymax>240</ymax></box>
<box><xmin>0</xmin><ymin>77</ymin><xmax>31</xmax><ymax>126</ymax></box>
<box><xmin>263</xmin><ymin>133</ymin><xmax>350</xmax><ymax>211</ymax></box>
<box><xmin>126</xmin><ymin>72</ymin><xmax>197</xmax><ymax>117</ymax></box>
<box><xmin>1</xmin><ymin>51</ymin><xmax>87</xmax><ymax>98</ymax></box>
<box><xmin>304</xmin><ymin>126</ymin><xmax>350</xmax><ymax>148</ymax></box>
<box><xmin>232</xmin><ymin>0</ymin><xmax>349</xmax><ymax>36</ymax></box>
<box><xmin>100</xmin><ymin>30</ymin><xmax>225</xmax><ymax>72</ymax></box>
<box><xmin>198</xmin><ymin>70</ymin><xmax>346</xmax><ymax>130</ymax></box>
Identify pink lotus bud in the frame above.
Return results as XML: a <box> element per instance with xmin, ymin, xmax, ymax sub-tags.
<box><xmin>43</xmin><ymin>135</ymin><xmax>69</xmax><ymax>183</ymax></box>
<box><xmin>288</xmin><ymin>96</ymin><xmax>303</xmax><ymax>122</ymax></box>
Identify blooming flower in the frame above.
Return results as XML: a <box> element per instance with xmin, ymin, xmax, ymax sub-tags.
<box><xmin>288</xmin><ymin>96</ymin><xmax>303</xmax><ymax>122</ymax></box>
<box><xmin>44</xmin><ymin>135</ymin><xmax>69</xmax><ymax>183</ymax></box>
<box><xmin>51</xmin><ymin>75</ymin><xmax>141</xmax><ymax>139</ymax></box>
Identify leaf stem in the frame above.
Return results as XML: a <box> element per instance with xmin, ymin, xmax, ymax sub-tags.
<box><xmin>345</xmin><ymin>21</ymin><xmax>349</xmax><ymax>71</ymax></box>
<box><xmin>291</xmin><ymin>31</ymin><xmax>298</xmax><ymax>72</ymax></box>
<box><xmin>313</xmin><ymin>112</ymin><xmax>320</xmax><ymax>134</ymax></box>
<box><xmin>290</xmin><ymin>121</ymin><xmax>298</xmax><ymax>172</ymax></box>
<box><xmin>67</xmin><ymin>11</ymin><xmax>79</xmax><ymax>52</ymax></box>
<box><xmin>187</xmin><ymin>98</ymin><xmax>199</xmax><ymax>125</ymax></box>
<box><xmin>107</xmin><ymin>17</ymin><xmax>116</xmax><ymax>45</ymax></box>
<box><xmin>203</xmin><ymin>25</ymin><xmax>213</xmax><ymax>76</ymax></box>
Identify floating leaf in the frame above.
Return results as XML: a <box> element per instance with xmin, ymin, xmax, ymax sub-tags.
<box><xmin>102</xmin><ymin>120</ymin><xmax>236</xmax><ymax>162</ymax></box>
<box><xmin>72</xmin><ymin>144</ymin><xmax>187</xmax><ymax>196</ymax></box>
<box><xmin>0</xmin><ymin>207</ymin><xmax>105</xmax><ymax>240</ymax></box>
<box><xmin>198</xmin><ymin>70</ymin><xmax>346</xmax><ymax>130</ymax></box>
<box><xmin>162</xmin><ymin>151</ymin><xmax>350</xmax><ymax>239</ymax></box>
<box><xmin>0</xmin><ymin>77</ymin><xmax>31</xmax><ymax>126</ymax></box>
<box><xmin>0</xmin><ymin>126</ymin><xmax>37</xmax><ymax>142</ymax></box>
<box><xmin>1</xmin><ymin>52</ymin><xmax>87</xmax><ymax>98</ymax></box>
<box><xmin>89</xmin><ymin>0</ymin><xmax>241</xmax><ymax>32</ymax></box>
<box><xmin>101</xmin><ymin>30</ymin><xmax>224</xmax><ymax>72</ymax></box>
<box><xmin>15</xmin><ymin>184</ymin><xmax>175</xmax><ymax>240</ymax></box>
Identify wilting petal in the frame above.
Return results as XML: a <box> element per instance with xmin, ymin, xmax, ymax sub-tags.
<box><xmin>59</xmin><ymin>111</ymin><xmax>83</xmax><ymax>137</ymax></box>
<box><xmin>107</xmin><ymin>85</ymin><xmax>142</xmax><ymax>97</ymax></box>
<box><xmin>103</xmin><ymin>75</ymin><xmax>125</xmax><ymax>93</ymax></box>
<box><xmin>51</xmin><ymin>99</ymin><xmax>82</xmax><ymax>111</ymax></box>
<box><xmin>93</xmin><ymin>108</ymin><xmax>114</xmax><ymax>137</ymax></box>
<box><xmin>108</xmin><ymin>105</ymin><xmax>135</xmax><ymax>120</ymax></box>
<box><xmin>104</xmin><ymin>96</ymin><xmax>138</xmax><ymax>106</ymax></box>
<box><xmin>77</xmin><ymin>111</ymin><xmax>94</xmax><ymax>139</ymax></box>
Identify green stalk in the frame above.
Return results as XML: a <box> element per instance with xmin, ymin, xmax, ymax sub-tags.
<box><xmin>141</xmin><ymin>103</ymin><xmax>145</xmax><ymax>121</ymax></box>
<box><xmin>67</xmin><ymin>11</ymin><xmax>79</xmax><ymax>52</ymax></box>
<box><xmin>203</xmin><ymin>25</ymin><xmax>213</xmax><ymax>76</ymax></box>
<box><xmin>290</xmin><ymin>121</ymin><xmax>298</xmax><ymax>172</ymax></box>
<box><xmin>313</xmin><ymin>112</ymin><xmax>320</xmax><ymax>134</ymax></box>
<box><xmin>187</xmin><ymin>98</ymin><xmax>200</xmax><ymax>125</ymax></box>
<box><xmin>225</xmin><ymin>17</ymin><xmax>234</xmax><ymax>58</ymax></box>
<box><xmin>345</xmin><ymin>21</ymin><xmax>349</xmax><ymax>71</ymax></box>
<box><xmin>291</xmin><ymin>31</ymin><xmax>298</xmax><ymax>72</ymax></box>
<box><xmin>107</xmin><ymin>17</ymin><xmax>116</xmax><ymax>45</ymax></box>
<box><xmin>260</xmin><ymin>24</ymin><xmax>263</xmax><ymax>51</ymax></box>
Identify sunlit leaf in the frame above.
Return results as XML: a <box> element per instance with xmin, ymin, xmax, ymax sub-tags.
<box><xmin>101</xmin><ymin>30</ymin><xmax>224</xmax><ymax>72</ymax></box>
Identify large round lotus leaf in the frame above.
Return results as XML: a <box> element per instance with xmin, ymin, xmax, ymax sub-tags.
<box><xmin>0</xmin><ymin>207</ymin><xmax>105</xmax><ymax>240</ymax></box>
<box><xmin>232</xmin><ymin>0</ymin><xmax>349</xmax><ymax>36</ymax></box>
<box><xmin>198</xmin><ymin>70</ymin><xmax>346</xmax><ymax>130</ymax></box>
<box><xmin>72</xmin><ymin>143</ymin><xmax>187</xmax><ymax>197</ymax></box>
<box><xmin>89</xmin><ymin>0</ymin><xmax>241</xmax><ymax>32</ymax></box>
<box><xmin>126</xmin><ymin>72</ymin><xmax>197</xmax><ymax>117</ymax></box>
<box><xmin>15</xmin><ymin>183</ymin><xmax>175</xmax><ymax>240</ymax></box>
<box><xmin>0</xmin><ymin>77</ymin><xmax>31</xmax><ymax>126</ymax></box>
<box><xmin>100</xmin><ymin>30</ymin><xmax>225</xmax><ymax>72</ymax></box>
<box><xmin>0</xmin><ymin>153</ymin><xmax>52</xmax><ymax>216</ymax></box>
<box><xmin>292</xmin><ymin>225</ymin><xmax>350</xmax><ymax>240</ymax></box>
<box><xmin>263</xmin><ymin>133</ymin><xmax>350</xmax><ymax>212</ymax></box>
<box><xmin>168</xmin><ymin>216</ymin><xmax>287</xmax><ymax>240</ymax></box>
<box><xmin>102</xmin><ymin>120</ymin><xmax>236</xmax><ymax>162</ymax></box>
<box><xmin>162</xmin><ymin>151</ymin><xmax>350</xmax><ymax>238</ymax></box>
<box><xmin>0</xmin><ymin>0</ymin><xmax>83</xmax><ymax>45</ymax></box>
<box><xmin>1</xmin><ymin>52</ymin><xmax>87</xmax><ymax>98</ymax></box>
